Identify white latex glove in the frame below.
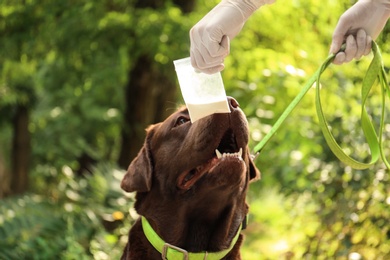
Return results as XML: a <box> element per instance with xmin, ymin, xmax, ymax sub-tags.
<box><xmin>330</xmin><ymin>0</ymin><xmax>390</xmax><ymax>64</ymax></box>
<box><xmin>190</xmin><ymin>0</ymin><xmax>275</xmax><ymax>74</ymax></box>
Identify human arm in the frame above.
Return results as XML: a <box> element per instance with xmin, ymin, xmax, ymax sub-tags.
<box><xmin>330</xmin><ymin>0</ymin><xmax>390</xmax><ymax>64</ymax></box>
<box><xmin>190</xmin><ymin>0</ymin><xmax>275</xmax><ymax>74</ymax></box>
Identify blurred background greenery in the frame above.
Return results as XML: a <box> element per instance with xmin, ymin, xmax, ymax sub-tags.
<box><xmin>0</xmin><ymin>0</ymin><xmax>389</xmax><ymax>259</ymax></box>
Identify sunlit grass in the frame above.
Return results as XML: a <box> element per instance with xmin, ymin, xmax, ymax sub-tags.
<box><xmin>241</xmin><ymin>187</ymin><xmax>320</xmax><ymax>259</ymax></box>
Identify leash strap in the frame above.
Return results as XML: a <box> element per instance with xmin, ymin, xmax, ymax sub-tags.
<box><xmin>253</xmin><ymin>41</ymin><xmax>390</xmax><ymax>170</ymax></box>
<box><xmin>141</xmin><ymin>216</ymin><xmax>242</xmax><ymax>260</ymax></box>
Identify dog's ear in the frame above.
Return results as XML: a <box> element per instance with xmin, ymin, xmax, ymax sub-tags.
<box><xmin>121</xmin><ymin>126</ymin><xmax>155</xmax><ymax>193</ymax></box>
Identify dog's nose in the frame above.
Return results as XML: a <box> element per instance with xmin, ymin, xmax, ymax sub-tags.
<box><xmin>228</xmin><ymin>97</ymin><xmax>239</xmax><ymax>110</ymax></box>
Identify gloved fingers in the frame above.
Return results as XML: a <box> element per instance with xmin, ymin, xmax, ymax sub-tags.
<box><xmin>190</xmin><ymin>47</ymin><xmax>225</xmax><ymax>74</ymax></box>
<box><xmin>329</xmin><ymin>38</ymin><xmax>344</xmax><ymax>56</ymax></box>
<box><xmin>202</xmin><ymin>65</ymin><xmax>225</xmax><ymax>74</ymax></box>
<box><xmin>190</xmin><ymin>48</ymin><xmax>226</xmax><ymax>70</ymax></box>
<box><xmin>192</xmin><ymin>50</ymin><xmax>225</xmax><ymax>74</ymax></box>
<box><xmin>330</xmin><ymin>28</ymin><xmax>347</xmax><ymax>55</ymax></box>
<box><xmin>364</xmin><ymin>36</ymin><xmax>372</xmax><ymax>56</ymax></box>
<box><xmin>344</xmin><ymin>34</ymin><xmax>358</xmax><ymax>63</ymax></box>
<box><xmin>355</xmin><ymin>29</ymin><xmax>367</xmax><ymax>59</ymax></box>
<box><xmin>333</xmin><ymin>52</ymin><xmax>346</xmax><ymax>65</ymax></box>
<box><xmin>332</xmin><ymin>35</ymin><xmax>356</xmax><ymax>65</ymax></box>
<box><xmin>190</xmin><ymin>35</ymin><xmax>229</xmax><ymax>73</ymax></box>
<box><xmin>333</xmin><ymin>33</ymin><xmax>373</xmax><ymax>65</ymax></box>
<box><xmin>206</xmin><ymin>34</ymin><xmax>230</xmax><ymax>64</ymax></box>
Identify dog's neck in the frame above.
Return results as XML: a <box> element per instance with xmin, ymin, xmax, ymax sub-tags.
<box><xmin>135</xmin><ymin>191</ymin><xmax>247</xmax><ymax>253</ymax></box>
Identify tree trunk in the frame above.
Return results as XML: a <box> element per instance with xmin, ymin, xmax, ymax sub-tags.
<box><xmin>117</xmin><ymin>0</ymin><xmax>196</xmax><ymax>169</ymax></box>
<box><xmin>10</xmin><ymin>105</ymin><xmax>30</xmax><ymax>194</ymax></box>
<box><xmin>0</xmin><ymin>150</ymin><xmax>10</xmax><ymax>198</ymax></box>
<box><xmin>118</xmin><ymin>55</ymin><xmax>176</xmax><ymax>168</ymax></box>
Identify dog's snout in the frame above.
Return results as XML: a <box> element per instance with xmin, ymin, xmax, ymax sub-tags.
<box><xmin>227</xmin><ymin>97</ymin><xmax>239</xmax><ymax>110</ymax></box>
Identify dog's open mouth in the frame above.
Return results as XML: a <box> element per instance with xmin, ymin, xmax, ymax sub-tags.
<box><xmin>177</xmin><ymin>129</ymin><xmax>245</xmax><ymax>190</ymax></box>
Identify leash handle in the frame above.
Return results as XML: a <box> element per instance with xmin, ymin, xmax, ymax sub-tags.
<box><xmin>253</xmin><ymin>41</ymin><xmax>390</xmax><ymax>170</ymax></box>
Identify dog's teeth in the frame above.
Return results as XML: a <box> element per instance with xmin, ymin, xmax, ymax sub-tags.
<box><xmin>216</xmin><ymin>149</ymin><xmax>222</xmax><ymax>159</ymax></box>
<box><xmin>215</xmin><ymin>148</ymin><xmax>243</xmax><ymax>159</ymax></box>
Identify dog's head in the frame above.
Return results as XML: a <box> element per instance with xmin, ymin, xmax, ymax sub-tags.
<box><xmin>121</xmin><ymin>97</ymin><xmax>259</xmax><ymax>206</ymax></box>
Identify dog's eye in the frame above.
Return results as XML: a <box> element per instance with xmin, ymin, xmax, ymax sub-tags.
<box><xmin>174</xmin><ymin>116</ymin><xmax>190</xmax><ymax>127</ymax></box>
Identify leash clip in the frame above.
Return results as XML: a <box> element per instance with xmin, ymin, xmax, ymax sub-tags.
<box><xmin>162</xmin><ymin>243</ymin><xmax>189</xmax><ymax>260</ymax></box>
<box><xmin>251</xmin><ymin>152</ymin><xmax>260</xmax><ymax>161</ymax></box>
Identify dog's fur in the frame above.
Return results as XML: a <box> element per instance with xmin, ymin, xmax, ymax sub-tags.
<box><xmin>120</xmin><ymin>97</ymin><xmax>260</xmax><ymax>259</ymax></box>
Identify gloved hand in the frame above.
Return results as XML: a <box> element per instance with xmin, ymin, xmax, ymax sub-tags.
<box><xmin>190</xmin><ymin>0</ymin><xmax>275</xmax><ymax>74</ymax></box>
<box><xmin>330</xmin><ymin>0</ymin><xmax>390</xmax><ymax>64</ymax></box>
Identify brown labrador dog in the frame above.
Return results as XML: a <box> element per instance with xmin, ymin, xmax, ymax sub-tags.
<box><xmin>121</xmin><ymin>97</ymin><xmax>260</xmax><ymax>259</ymax></box>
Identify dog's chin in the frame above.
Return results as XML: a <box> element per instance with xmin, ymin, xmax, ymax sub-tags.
<box><xmin>177</xmin><ymin>155</ymin><xmax>247</xmax><ymax>192</ymax></box>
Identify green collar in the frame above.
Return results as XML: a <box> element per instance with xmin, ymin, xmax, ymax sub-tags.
<box><xmin>141</xmin><ymin>216</ymin><xmax>242</xmax><ymax>260</ymax></box>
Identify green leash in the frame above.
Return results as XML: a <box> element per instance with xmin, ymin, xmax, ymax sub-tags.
<box><xmin>253</xmin><ymin>41</ymin><xmax>390</xmax><ymax>170</ymax></box>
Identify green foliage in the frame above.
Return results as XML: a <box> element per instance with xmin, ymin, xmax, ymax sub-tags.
<box><xmin>1</xmin><ymin>0</ymin><xmax>193</xmax><ymax>170</ymax></box>
<box><xmin>0</xmin><ymin>60</ymin><xmax>36</xmax><ymax>107</ymax></box>
<box><xmin>244</xmin><ymin>168</ymin><xmax>390</xmax><ymax>259</ymax></box>
<box><xmin>0</xmin><ymin>163</ymin><xmax>135</xmax><ymax>259</ymax></box>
